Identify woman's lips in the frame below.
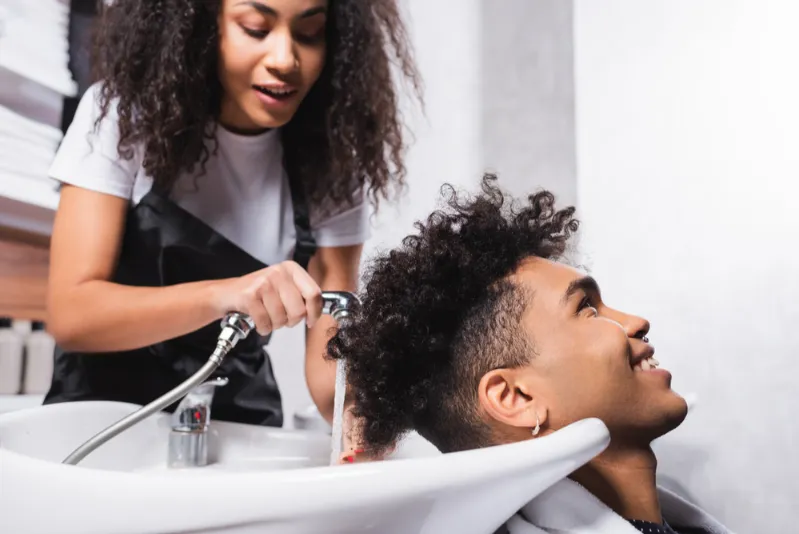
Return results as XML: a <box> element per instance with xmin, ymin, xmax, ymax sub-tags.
<box><xmin>252</xmin><ymin>84</ymin><xmax>299</xmax><ymax>111</ymax></box>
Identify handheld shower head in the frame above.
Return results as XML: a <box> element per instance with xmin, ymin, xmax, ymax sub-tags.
<box><xmin>320</xmin><ymin>291</ymin><xmax>361</xmax><ymax>322</ymax></box>
<box><xmin>214</xmin><ymin>292</ymin><xmax>360</xmax><ymax>360</ymax></box>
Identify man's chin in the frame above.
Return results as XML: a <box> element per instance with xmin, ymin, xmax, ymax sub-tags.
<box><xmin>617</xmin><ymin>393</ymin><xmax>689</xmax><ymax>444</ymax></box>
<box><xmin>651</xmin><ymin>392</ymin><xmax>689</xmax><ymax>438</ymax></box>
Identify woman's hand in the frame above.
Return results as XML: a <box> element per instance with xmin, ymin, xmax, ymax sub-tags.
<box><xmin>209</xmin><ymin>261</ymin><xmax>324</xmax><ymax>335</ymax></box>
<box><xmin>339</xmin><ymin>445</ymin><xmax>396</xmax><ymax>464</ymax></box>
<box><xmin>337</xmin><ymin>405</ymin><xmax>396</xmax><ymax>464</ymax></box>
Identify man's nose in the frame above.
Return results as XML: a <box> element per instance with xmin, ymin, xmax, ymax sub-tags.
<box><xmin>607</xmin><ymin>308</ymin><xmax>651</xmax><ymax>340</ymax></box>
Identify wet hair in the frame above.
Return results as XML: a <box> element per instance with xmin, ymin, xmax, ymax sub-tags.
<box><xmin>327</xmin><ymin>175</ymin><xmax>579</xmax><ymax>454</ymax></box>
<box><xmin>91</xmin><ymin>0</ymin><xmax>421</xmax><ymax>213</ymax></box>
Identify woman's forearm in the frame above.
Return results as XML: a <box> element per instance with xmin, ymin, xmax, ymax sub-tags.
<box><xmin>305</xmin><ymin>314</ymin><xmax>339</xmax><ymax>422</ymax></box>
<box><xmin>47</xmin><ymin>279</ymin><xmax>223</xmax><ymax>353</ymax></box>
<box><xmin>302</xmin><ymin>243</ymin><xmax>364</xmax><ymax>423</ymax></box>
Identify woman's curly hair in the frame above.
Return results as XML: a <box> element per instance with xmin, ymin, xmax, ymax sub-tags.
<box><xmin>327</xmin><ymin>175</ymin><xmax>580</xmax><ymax>454</ymax></box>
<box><xmin>91</xmin><ymin>0</ymin><xmax>421</xmax><ymax>212</ymax></box>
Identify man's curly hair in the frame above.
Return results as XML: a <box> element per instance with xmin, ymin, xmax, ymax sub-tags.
<box><xmin>327</xmin><ymin>175</ymin><xmax>579</xmax><ymax>454</ymax></box>
<box><xmin>91</xmin><ymin>0</ymin><xmax>421</xmax><ymax>212</ymax></box>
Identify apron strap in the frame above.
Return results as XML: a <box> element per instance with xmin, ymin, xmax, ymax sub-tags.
<box><xmin>149</xmin><ymin>133</ymin><xmax>317</xmax><ymax>270</ymax></box>
<box><xmin>286</xmin><ymin>169</ymin><xmax>317</xmax><ymax>271</ymax></box>
<box><xmin>149</xmin><ymin>177</ymin><xmax>171</xmax><ymax>198</ymax></box>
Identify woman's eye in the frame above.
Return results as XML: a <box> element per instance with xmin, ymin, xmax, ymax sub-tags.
<box><xmin>294</xmin><ymin>24</ymin><xmax>325</xmax><ymax>44</ymax></box>
<box><xmin>295</xmin><ymin>31</ymin><xmax>324</xmax><ymax>44</ymax></box>
<box><xmin>242</xmin><ymin>26</ymin><xmax>268</xmax><ymax>39</ymax></box>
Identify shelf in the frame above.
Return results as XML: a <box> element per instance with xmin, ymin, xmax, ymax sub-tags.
<box><xmin>0</xmin><ymin>173</ymin><xmax>58</xmax><ymax>236</ymax></box>
<box><xmin>0</xmin><ymin>66</ymin><xmax>65</xmax><ymax>130</ymax></box>
<box><xmin>0</xmin><ymin>1</ymin><xmax>76</xmax><ymax>98</ymax></box>
<box><xmin>0</xmin><ymin>173</ymin><xmax>59</xmax><ymax>211</ymax></box>
<box><xmin>0</xmin><ymin>59</ymin><xmax>76</xmax><ymax>100</ymax></box>
<box><xmin>0</xmin><ymin>2</ymin><xmax>72</xmax><ymax>235</ymax></box>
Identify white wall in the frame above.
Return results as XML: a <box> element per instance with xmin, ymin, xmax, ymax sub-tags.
<box><xmin>481</xmin><ymin>0</ymin><xmax>577</xmax><ymax>206</ymax></box>
<box><xmin>574</xmin><ymin>1</ymin><xmax>798</xmax><ymax>531</ymax></box>
<box><xmin>269</xmin><ymin>0</ymin><xmax>482</xmax><ymax>427</ymax></box>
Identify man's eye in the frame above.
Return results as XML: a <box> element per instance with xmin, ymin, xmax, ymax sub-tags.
<box><xmin>578</xmin><ymin>296</ymin><xmax>598</xmax><ymax>317</ymax></box>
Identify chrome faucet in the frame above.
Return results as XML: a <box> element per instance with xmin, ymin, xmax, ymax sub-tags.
<box><xmin>62</xmin><ymin>291</ymin><xmax>359</xmax><ymax>466</ymax></box>
<box><xmin>168</xmin><ymin>377</ymin><xmax>228</xmax><ymax>468</ymax></box>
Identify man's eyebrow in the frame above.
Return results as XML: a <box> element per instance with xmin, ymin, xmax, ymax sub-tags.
<box><xmin>561</xmin><ymin>276</ymin><xmax>600</xmax><ymax>305</ymax></box>
<box><xmin>238</xmin><ymin>2</ymin><xmax>327</xmax><ymax>18</ymax></box>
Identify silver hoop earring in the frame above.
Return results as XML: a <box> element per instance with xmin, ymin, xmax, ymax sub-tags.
<box><xmin>532</xmin><ymin>414</ymin><xmax>540</xmax><ymax>437</ymax></box>
<box><xmin>642</xmin><ymin>336</ymin><xmax>650</xmax><ymax>343</ymax></box>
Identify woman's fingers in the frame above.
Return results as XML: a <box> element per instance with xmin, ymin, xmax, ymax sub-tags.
<box><xmin>242</xmin><ymin>275</ymin><xmax>273</xmax><ymax>335</ymax></box>
<box><xmin>276</xmin><ymin>271</ymin><xmax>307</xmax><ymax>328</ymax></box>
<box><xmin>225</xmin><ymin>261</ymin><xmax>323</xmax><ymax>335</ymax></box>
<box><xmin>285</xmin><ymin>261</ymin><xmax>323</xmax><ymax>328</ymax></box>
<box><xmin>255</xmin><ymin>261</ymin><xmax>323</xmax><ymax>332</ymax></box>
<box><xmin>339</xmin><ymin>448</ymin><xmax>389</xmax><ymax>465</ymax></box>
<box><xmin>260</xmin><ymin>270</ymin><xmax>289</xmax><ymax>331</ymax></box>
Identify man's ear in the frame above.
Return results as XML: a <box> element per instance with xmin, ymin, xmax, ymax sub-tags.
<box><xmin>478</xmin><ymin>369</ymin><xmax>548</xmax><ymax>434</ymax></box>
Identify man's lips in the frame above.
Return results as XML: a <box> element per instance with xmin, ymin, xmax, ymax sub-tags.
<box><xmin>630</xmin><ymin>345</ymin><xmax>656</xmax><ymax>367</ymax></box>
<box><xmin>630</xmin><ymin>345</ymin><xmax>661</xmax><ymax>371</ymax></box>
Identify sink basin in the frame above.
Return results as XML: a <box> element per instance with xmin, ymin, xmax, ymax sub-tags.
<box><xmin>0</xmin><ymin>401</ymin><xmax>611</xmax><ymax>534</ymax></box>
<box><xmin>0</xmin><ymin>401</ymin><xmax>331</xmax><ymax>474</ymax></box>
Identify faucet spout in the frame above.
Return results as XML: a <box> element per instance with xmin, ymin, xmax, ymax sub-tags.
<box><xmin>62</xmin><ymin>312</ymin><xmax>253</xmax><ymax>466</ymax></box>
<box><xmin>170</xmin><ymin>377</ymin><xmax>228</xmax><ymax>432</ymax></box>
<box><xmin>168</xmin><ymin>377</ymin><xmax>228</xmax><ymax>468</ymax></box>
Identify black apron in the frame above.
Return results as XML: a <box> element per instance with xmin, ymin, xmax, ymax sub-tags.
<box><xmin>43</xmin><ymin>173</ymin><xmax>318</xmax><ymax>427</ymax></box>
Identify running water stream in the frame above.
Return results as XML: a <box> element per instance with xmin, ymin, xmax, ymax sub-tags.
<box><xmin>329</xmin><ymin>359</ymin><xmax>347</xmax><ymax>465</ymax></box>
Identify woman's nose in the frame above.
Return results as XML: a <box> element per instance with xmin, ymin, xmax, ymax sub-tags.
<box><xmin>263</xmin><ymin>32</ymin><xmax>297</xmax><ymax>74</ymax></box>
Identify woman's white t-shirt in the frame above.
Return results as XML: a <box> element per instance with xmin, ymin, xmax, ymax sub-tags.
<box><xmin>49</xmin><ymin>83</ymin><xmax>371</xmax><ymax>266</ymax></box>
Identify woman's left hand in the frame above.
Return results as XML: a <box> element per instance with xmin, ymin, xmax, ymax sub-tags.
<box><xmin>338</xmin><ymin>409</ymin><xmax>395</xmax><ymax>464</ymax></box>
<box><xmin>337</xmin><ymin>406</ymin><xmax>390</xmax><ymax>464</ymax></box>
<box><xmin>339</xmin><ymin>447</ymin><xmax>394</xmax><ymax>464</ymax></box>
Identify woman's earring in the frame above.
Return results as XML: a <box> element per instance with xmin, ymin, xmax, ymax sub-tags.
<box><xmin>532</xmin><ymin>414</ymin><xmax>540</xmax><ymax>437</ymax></box>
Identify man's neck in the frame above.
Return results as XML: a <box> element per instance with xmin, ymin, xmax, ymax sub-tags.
<box><xmin>569</xmin><ymin>444</ymin><xmax>662</xmax><ymax>524</ymax></box>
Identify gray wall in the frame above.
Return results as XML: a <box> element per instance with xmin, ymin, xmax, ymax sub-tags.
<box><xmin>481</xmin><ymin>0</ymin><xmax>577</xmax><ymax>206</ymax></box>
<box><xmin>574</xmin><ymin>1</ymin><xmax>797</xmax><ymax>531</ymax></box>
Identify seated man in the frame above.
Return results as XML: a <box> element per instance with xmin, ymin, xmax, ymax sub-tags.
<box><xmin>327</xmin><ymin>175</ymin><xmax>732</xmax><ymax>534</ymax></box>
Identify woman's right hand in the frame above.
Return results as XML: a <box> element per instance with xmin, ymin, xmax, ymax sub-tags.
<box><xmin>209</xmin><ymin>260</ymin><xmax>323</xmax><ymax>335</ymax></box>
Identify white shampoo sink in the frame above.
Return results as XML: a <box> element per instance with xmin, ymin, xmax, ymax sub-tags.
<box><xmin>0</xmin><ymin>401</ymin><xmax>610</xmax><ymax>534</ymax></box>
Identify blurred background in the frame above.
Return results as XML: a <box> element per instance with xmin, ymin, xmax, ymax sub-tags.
<box><xmin>0</xmin><ymin>1</ymin><xmax>795</xmax><ymax>531</ymax></box>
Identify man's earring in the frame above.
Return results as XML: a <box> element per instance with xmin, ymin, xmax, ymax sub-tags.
<box><xmin>532</xmin><ymin>414</ymin><xmax>540</xmax><ymax>437</ymax></box>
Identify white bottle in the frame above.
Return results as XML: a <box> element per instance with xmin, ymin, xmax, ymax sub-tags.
<box><xmin>22</xmin><ymin>321</ymin><xmax>55</xmax><ymax>395</ymax></box>
<box><xmin>11</xmin><ymin>319</ymin><xmax>31</xmax><ymax>336</ymax></box>
<box><xmin>0</xmin><ymin>317</ymin><xmax>24</xmax><ymax>395</ymax></box>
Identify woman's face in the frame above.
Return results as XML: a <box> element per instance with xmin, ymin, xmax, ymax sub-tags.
<box><xmin>217</xmin><ymin>0</ymin><xmax>328</xmax><ymax>133</ymax></box>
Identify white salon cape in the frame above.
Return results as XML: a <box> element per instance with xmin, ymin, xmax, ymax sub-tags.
<box><xmin>505</xmin><ymin>478</ymin><xmax>734</xmax><ymax>534</ymax></box>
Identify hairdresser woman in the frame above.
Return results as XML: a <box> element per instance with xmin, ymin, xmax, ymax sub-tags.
<box><xmin>42</xmin><ymin>0</ymin><xmax>421</xmax><ymax>427</ymax></box>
